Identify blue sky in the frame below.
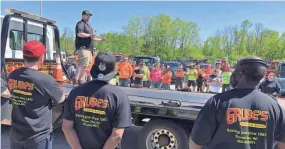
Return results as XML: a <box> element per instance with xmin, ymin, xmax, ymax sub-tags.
<box><xmin>2</xmin><ymin>1</ymin><xmax>285</xmax><ymax>41</ymax></box>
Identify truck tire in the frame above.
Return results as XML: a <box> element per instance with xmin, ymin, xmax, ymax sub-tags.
<box><xmin>137</xmin><ymin>119</ymin><xmax>189</xmax><ymax>149</ymax></box>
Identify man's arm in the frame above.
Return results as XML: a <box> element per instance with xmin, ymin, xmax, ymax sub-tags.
<box><xmin>45</xmin><ymin>76</ymin><xmax>65</xmax><ymax>104</ymax></box>
<box><xmin>189</xmin><ymin>137</ymin><xmax>203</xmax><ymax>149</ymax></box>
<box><xmin>275</xmin><ymin>104</ymin><xmax>285</xmax><ymax>147</ymax></box>
<box><xmin>62</xmin><ymin>119</ymin><xmax>83</xmax><ymax>149</ymax></box>
<box><xmin>103</xmin><ymin>128</ymin><xmax>124</xmax><ymax>149</ymax></box>
<box><xmin>276</xmin><ymin>141</ymin><xmax>285</xmax><ymax>149</ymax></box>
<box><xmin>2</xmin><ymin>89</ymin><xmax>11</xmax><ymax>99</ymax></box>
<box><xmin>1</xmin><ymin>79</ymin><xmax>11</xmax><ymax>98</ymax></box>
<box><xmin>103</xmin><ymin>93</ymin><xmax>132</xmax><ymax>149</ymax></box>
<box><xmin>62</xmin><ymin>89</ymin><xmax>83</xmax><ymax>149</ymax></box>
<box><xmin>190</xmin><ymin>97</ymin><xmax>218</xmax><ymax>147</ymax></box>
<box><xmin>93</xmin><ymin>36</ymin><xmax>107</xmax><ymax>42</ymax></box>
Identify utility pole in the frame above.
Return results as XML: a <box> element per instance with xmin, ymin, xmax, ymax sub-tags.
<box><xmin>40</xmin><ymin>0</ymin><xmax>42</xmax><ymax>17</ymax></box>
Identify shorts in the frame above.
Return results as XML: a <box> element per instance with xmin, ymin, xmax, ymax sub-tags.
<box><xmin>11</xmin><ymin>134</ymin><xmax>53</xmax><ymax>149</ymax></box>
<box><xmin>77</xmin><ymin>49</ymin><xmax>92</xmax><ymax>67</ymax></box>
<box><xmin>187</xmin><ymin>80</ymin><xmax>196</xmax><ymax>87</ymax></box>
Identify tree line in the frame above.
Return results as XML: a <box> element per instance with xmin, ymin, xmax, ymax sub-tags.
<box><xmin>60</xmin><ymin>14</ymin><xmax>285</xmax><ymax>63</ymax></box>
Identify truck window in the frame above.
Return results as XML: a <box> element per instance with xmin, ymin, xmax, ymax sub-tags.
<box><xmin>9</xmin><ymin>30</ymin><xmax>43</xmax><ymax>51</ymax></box>
<box><xmin>4</xmin><ymin>17</ymin><xmax>54</xmax><ymax>60</ymax></box>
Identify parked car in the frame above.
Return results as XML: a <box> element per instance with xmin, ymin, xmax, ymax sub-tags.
<box><xmin>276</xmin><ymin>77</ymin><xmax>285</xmax><ymax>98</ymax></box>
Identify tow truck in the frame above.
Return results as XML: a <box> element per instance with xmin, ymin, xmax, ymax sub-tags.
<box><xmin>1</xmin><ymin>9</ymin><xmax>213</xmax><ymax>149</ymax></box>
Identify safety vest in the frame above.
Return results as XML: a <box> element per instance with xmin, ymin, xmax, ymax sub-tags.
<box><xmin>188</xmin><ymin>69</ymin><xmax>196</xmax><ymax>81</ymax></box>
<box><xmin>143</xmin><ymin>66</ymin><xmax>150</xmax><ymax>81</ymax></box>
<box><xmin>222</xmin><ymin>72</ymin><xmax>232</xmax><ymax>84</ymax></box>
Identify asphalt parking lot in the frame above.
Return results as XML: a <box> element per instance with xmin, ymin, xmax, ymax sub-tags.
<box><xmin>1</xmin><ymin>125</ymin><xmax>141</xmax><ymax>149</ymax></box>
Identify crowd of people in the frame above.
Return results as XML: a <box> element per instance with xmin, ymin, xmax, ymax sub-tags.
<box><xmin>115</xmin><ymin>58</ymin><xmax>233</xmax><ymax>94</ymax></box>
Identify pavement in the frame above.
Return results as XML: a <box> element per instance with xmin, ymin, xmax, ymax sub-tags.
<box><xmin>1</xmin><ymin>125</ymin><xmax>141</xmax><ymax>149</ymax></box>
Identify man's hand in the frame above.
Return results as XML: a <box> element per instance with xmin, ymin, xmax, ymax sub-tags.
<box><xmin>62</xmin><ymin>119</ymin><xmax>83</xmax><ymax>149</ymax></box>
<box><xmin>189</xmin><ymin>137</ymin><xmax>203</xmax><ymax>149</ymax></box>
<box><xmin>103</xmin><ymin>128</ymin><xmax>124</xmax><ymax>149</ymax></box>
<box><xmin>102</xmin><ymin>37</ymin><xmax>107</xmax><ymax>41</ymax></box>
<box><xmin>1</xmin><ymin>89</ymin><xmax>11</xmax><ymax>99</ymax></box>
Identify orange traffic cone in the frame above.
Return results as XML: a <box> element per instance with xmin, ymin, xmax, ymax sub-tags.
<box><xmin>53</xmin><ymin>54</ymin><xmax>64</xmax><ymax>82</ymax></box>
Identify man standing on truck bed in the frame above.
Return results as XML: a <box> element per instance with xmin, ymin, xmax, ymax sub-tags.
<box><xmin>62</xmin><ymin>52</ymin><xmax>132</xmax><ymax>149</ymax></box>
<box><xmin>189</xmin><ymin>56</ymin><xmax>285</xmax><ymax>149</ymax></box>
<box><xmin>74</xmin><ymin>10</ymin><xmax>106</xmax><ymax>85</ymax></box>
<box><xmin>8</xmin><ymin>41</ymin><xmax>66</xmax><ymax>149</ymax></box>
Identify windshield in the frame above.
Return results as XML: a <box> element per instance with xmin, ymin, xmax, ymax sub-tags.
<box><xmin>164</xmin><ymin>62</ymin><xmax>180</xmax><ymax>68</ymax></box>
<box><xmin>115</xmin><ymin>56</ymin><xmax>123</xmax><ymax>62</ymax></box>
<box><xmin>200</xmin><ymin>64</ymin><xmax>209</xmax><ymax>69</ymax></box>
<box><xmin>134</xmin><ymin>57</ymin><xmax>154</xmax><ymax>65</ymax></box>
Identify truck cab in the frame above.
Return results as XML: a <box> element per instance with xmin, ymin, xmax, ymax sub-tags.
<box><xmin>1</xmin><ymin>9</ymin><xmax>66</xmax><ymax>128</ymax></box>
<box><xmin>277</xmin><ymin>62</ymin><xmax>285</xmax><ymax>77</ymax></box>
<box><xmin>133</xmin><ymin>55</ymin><xmax>160</xmax><ymax>68</ymax></box>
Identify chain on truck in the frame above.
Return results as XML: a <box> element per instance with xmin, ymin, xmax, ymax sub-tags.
<box><xmin>1</xmin><ymin>9</ymin><xmax>213</xmax><ymax>149</ymax></box>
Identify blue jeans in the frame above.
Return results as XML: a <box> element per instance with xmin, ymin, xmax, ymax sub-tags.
<box><xmin>11</xmin><ymin>134</ymin><xmax>53</xmax><ymax>149</ymax></box>
<box><xmin>162</xmin><ymin>83</ymin><xmax>170</xmax><ymax>90</ymax></box>
<box><xmin>151</xmin><ymin>81</ymin><xmax>161</xmax><ymax>89</ymax></box>
<box><xmin>119</xmin><ymin>78</ymin><xmax>130</xmax><ymax>87</ymax></box>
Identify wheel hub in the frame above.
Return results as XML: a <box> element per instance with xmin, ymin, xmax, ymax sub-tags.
<box><xmin>149</xmin><ymin>129</ymin><xmax>177</xmax><ymax>149</ymax></box>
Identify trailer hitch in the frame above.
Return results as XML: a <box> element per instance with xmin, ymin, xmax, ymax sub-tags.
<box><xmin>161</xmin><ymin>99</ymin><xmax>181</xmax><ymax>107</ymax></box>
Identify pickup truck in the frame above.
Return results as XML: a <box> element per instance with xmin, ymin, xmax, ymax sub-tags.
<box><xmin>1</xmin><ymin>9</ymin><xmax>212</xmax><ymax>149</ymax></box>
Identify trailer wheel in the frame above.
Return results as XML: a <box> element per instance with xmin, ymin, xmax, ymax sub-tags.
<box><xmin>137</xmin><ymin>119</ymin><xmax>189</xmax><ymax>149</ymax></box>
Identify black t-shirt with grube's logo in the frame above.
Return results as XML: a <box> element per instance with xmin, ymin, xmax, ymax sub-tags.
<box><xmin>63</xmin><ymin>80</ymin><xmax>132</xmax><ymax>149</ymax></box>
<box><xmin>8</xmin><ymin>67</ymin><xmax>63</xmax><ymax>144</ymax></box>
<box><xmin>191</xmin><ymin>89</ymin><xmax>285</xmax><ymax>149</ymax></box>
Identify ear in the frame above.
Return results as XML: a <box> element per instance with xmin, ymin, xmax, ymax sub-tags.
<box><xmin>39</xmin><ymin>55</ymin><xmax>45</xmax><ymax>63</ymax></box>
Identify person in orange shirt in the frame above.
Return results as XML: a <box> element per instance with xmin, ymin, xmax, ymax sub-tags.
<box><xmin>117</xmin><ymin>57</ymin><xmax>133</xmax><ymax>87</ymax></box>
<box><xmin>175</xmin><ymin>65</ymin><xmax>185</xmax><ymax>90</ymax></box>
<box><xmin>161</xmin><ymin>66</ymin><xmax>173</xmax><ymax>90</ymax></box>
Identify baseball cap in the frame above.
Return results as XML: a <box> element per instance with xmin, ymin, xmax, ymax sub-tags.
<box><xmin>139</xmin><ymin>61</ymin><xmax>144</xmax><ymax>66</ymax></box>
<box><xmin>90</xmin><ymin>52</ymin><xmax>116</xmax><ymax>81</ymax></box>
<box><xmin>23</xmin><ymin>40</ymin><xmax>46</xmax><ymax>57</ymax></box>
<box><xmin>82</xmin><ymin>10</ymin><xmax>92</xmax><ymax>16</ymax></box>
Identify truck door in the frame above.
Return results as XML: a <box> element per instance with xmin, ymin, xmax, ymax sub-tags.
<box><xmin>1</xmin><ymin>9</ymin><xmax>64</xmax><ymax>127</ymax></box>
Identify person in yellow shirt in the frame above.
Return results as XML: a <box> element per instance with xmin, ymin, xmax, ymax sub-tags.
<box><xmin>187</xmin><ymin>65</ymin><xmax>198</xmax><ymax>92</ymax></box>
<box><xmin>221</xmin><ymin>65</ymin><xmax>232</xmax><ymax>92</ymax></box>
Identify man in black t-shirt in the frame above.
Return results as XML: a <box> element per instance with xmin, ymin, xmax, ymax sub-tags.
<box><xmin>189</xmin><ymin>56</ymin><xmax>285</xmax><ymax>149</ymax></box>
<box><xmin>74</xmin><ymin>10</ymin><xmax>107</xmax><ymax>85</ymax></box>
<box><xmin>133</xmin><ymin>62</ymin><xmax>145</xmax><ymax>88</ymax></box>
<box><xmin>62</xmin><ymin>52</ymin><xmax>132</xmax><ymax>149</ymax></box>
<box><xmin>8</xmin><ymin>41</ymin><xmax>65</xmax><ymax>149</ymax></box>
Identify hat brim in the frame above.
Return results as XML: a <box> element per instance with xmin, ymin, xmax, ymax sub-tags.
<box><xmin>83</xmin><ymin>13</ymin><xmax>92</xmax><ymax>16</ymax></box>
<box><xmin>90</xmin><ymin>66</ymin><xmax>115</xmax><ymax>82</ymax></box>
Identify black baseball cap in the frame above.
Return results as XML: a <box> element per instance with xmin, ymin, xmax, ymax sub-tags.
<box><xmin>90</xmin><ymin>52</ymin><xmax>116</xmax><ymax>81</ymax></box>
<box><xmin>82</xmin><ymin>10</ymin><xmax>92</xmax><ymax>16</ymax></box>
